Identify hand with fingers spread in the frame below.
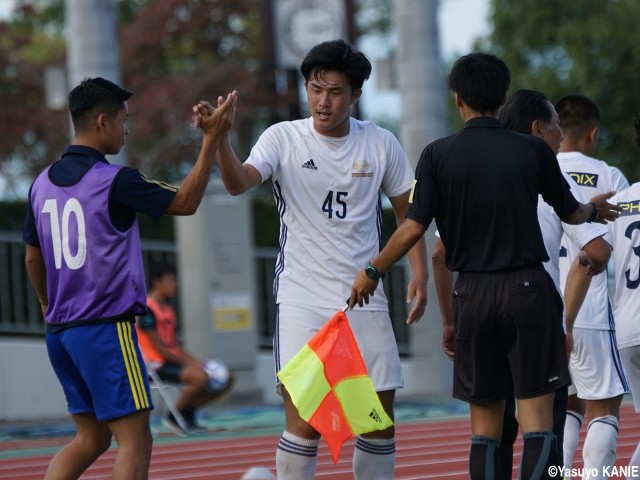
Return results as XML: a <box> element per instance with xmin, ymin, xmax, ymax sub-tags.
<box><xmin>589</xmin><ymin>190</ymin><xmax>622</xmax><ymax>223</ymax></box>
<box><xmin>191</xmin><ymin>91</ymin><xmax>237</xmax><ymax>142</ymax></box>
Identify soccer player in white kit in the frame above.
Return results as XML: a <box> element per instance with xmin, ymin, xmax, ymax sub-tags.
<box><xmin>608</xmin><ymin>115</ymin><xmax>640</xmax><ymax>474</ymax></box>
<box><xmin>555</xmin><ymin>94</ymin><xmax>630</xmax><ymax>478</ymax></box>
<box><xmin>194</xmin><ymin>40</ymin><xmax>427</xmax><ymax>480</ymax></box>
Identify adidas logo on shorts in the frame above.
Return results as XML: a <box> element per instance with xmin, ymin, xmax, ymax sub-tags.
<box><xmin>301</xmin><ymin>159</ymin><xmax>318</xmax><ymax>170</ymax></box>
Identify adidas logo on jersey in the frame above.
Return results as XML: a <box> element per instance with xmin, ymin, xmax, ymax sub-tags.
<box><xmin>302</xmin><ymin>159</ymin><xmax>318</xmax><ymax>170</ymax></box>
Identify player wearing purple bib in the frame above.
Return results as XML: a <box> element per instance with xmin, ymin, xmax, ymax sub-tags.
<box><xmin>23</xmin><ymin>78</ymin><xmax>236</xmax><ymax>480</ymax></box>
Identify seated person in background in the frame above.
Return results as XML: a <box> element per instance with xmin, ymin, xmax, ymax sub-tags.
<box><xmin>136</xmin><ymin>261</ymin><xmax>233</xmax><ymax>436</ymax></box>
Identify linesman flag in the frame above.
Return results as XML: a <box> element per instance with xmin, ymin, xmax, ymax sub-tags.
<box><xmin>277</xmin><ymin>309</ymin><xmax>393</xmax><ymax>463</ymax></box>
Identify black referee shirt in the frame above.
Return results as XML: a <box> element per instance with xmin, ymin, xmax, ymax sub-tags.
<box><xmin>407</xmin><ymin>117</ymin><xmax>579</xmax><ymax>273</ymax></box>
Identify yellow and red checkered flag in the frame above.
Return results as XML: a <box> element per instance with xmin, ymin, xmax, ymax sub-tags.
<box><xmin>277</xmin><ymin>309</ymin><xmax>393</xmax><ymax>463</ymax></box>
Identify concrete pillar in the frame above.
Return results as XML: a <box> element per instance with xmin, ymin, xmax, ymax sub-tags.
<box><xmin>393</xmin><ymin>0</ymin><xmax>452</xmax><ymax>401</ymax></box>
<box><xmin>65</xmin><ymin>0</ymin><xmax>126</xmax><ymax>163</ymax></box>
<box><xmin>175</xmin><ymin>179</ymin><xmax>261</xmax><ymax>401</ymax></box>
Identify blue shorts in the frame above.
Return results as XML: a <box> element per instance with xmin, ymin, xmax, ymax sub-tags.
<box><xmin>46</xmin><ymin>320</ymin><xmax>154</xmax><ymax>421</ymax></box>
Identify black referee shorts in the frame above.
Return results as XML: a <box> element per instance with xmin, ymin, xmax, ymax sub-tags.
<box><xmin>452</xmin><ymin>264</ymin><xmax>570</xmax><ymax>403</ymax></box>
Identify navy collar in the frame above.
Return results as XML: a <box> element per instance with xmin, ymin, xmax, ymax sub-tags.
<box><xmin>62</xmin><ymin>145</ymin><xmax>109</xmax><ymax>164</ymax></box>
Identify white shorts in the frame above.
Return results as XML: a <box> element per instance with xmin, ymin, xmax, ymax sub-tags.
<box><xmin>569</xmin><ymin>327</ymin><xmax>629</xmax><ymax>400</ymax></box>
<box><xmin>619</xmin><ymin>346</ymin><xmax>640</xmax><ymax>413</ymax></box>
<box><xmin>274</xmin><ymin>303</ymin><xmax>404</xmax><ymax>394</ymax></box>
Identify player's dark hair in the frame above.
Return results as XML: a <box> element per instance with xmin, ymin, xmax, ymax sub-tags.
<box><xmin>554</xmin><ymin>94</ymin><xmax>600</xmax><ymax>139</ymax></box>
<box><xmin>148</xmin><ymin>261</ymin><xmax>176</xmax><ymax>285</ymax></box>
<box><xmin>68</xmin><ymin>77</ymin><xmax>133</xmax><ymax>131</ymax></box>
<box><xmin>300</xmin><ymin>39</ymin><xmax>372</xmax><ymax>91</ymax></box>
<box><xmin>448</xmin><ymin>52</ymin><xmax>510</xmax><ymax>114</ymax></box>
<box><xmin>634</xmin><ymin>113</ymin><xmax>640</xmax><ymax>151</ymax></box>
<box><xmin>499</xmin><ymin>89</ymin><xmax>553</xmax><ymax>134</ymax></box>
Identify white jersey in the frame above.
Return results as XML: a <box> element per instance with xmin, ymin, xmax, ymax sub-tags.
<box><xmin>538</xmin><ymin>172</ymin><xmax>609</xmax><ymax>294</ymax></box>
<box><xmin>246</xmin><ymin>117</ymin><xmax>413</xmax><ymax>311</ymax></box>
<box><xmin>557</xmin><ymin>151</ymin><xmax>629</xmax><ymax>329</ymax></box>
<box><xmin>609</xmin><ymin>184</ymin><xmax>640</xmax><ymax>349</ymax></box>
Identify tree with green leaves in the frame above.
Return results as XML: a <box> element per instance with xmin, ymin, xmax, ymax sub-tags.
<box><xmin>480</xmin><ymin>0</ymin><xmax>640</xmax><ymax>182</ymax></box>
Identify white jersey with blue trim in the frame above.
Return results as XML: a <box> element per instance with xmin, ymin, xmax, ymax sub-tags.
<box><xmin>537</xmin><ymin>172</ymin><xmax>609</xmax><ymax>294</ymax></box>
<box><xmin>246</xmin><ymin>117</ymin><xmax>414</xmax><ymax>311</ymax></box>
<box><xmin>609</xmin><ymin>184</ymin><xmax>640</xmax><ymax>349</ymax></box>
<box><xmin>557</xmin><ymin>151</ymin><xmax>630</xmax><ymax>330</ymax></box>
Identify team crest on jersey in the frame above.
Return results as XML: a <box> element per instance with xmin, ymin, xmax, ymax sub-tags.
<box><xmin>567</xmin><ymin>171</ymin><xmax>598</xmax><ymax>187</ymax></box>
<box><xmin>618</xmin><ymin>200</ymin><xmax>640</xmax><ymax>217</ymax></box>
<box><xmin>352</xmin><ymin>159</ymin><xmax>373</xmax><ymax>177</ymax></box>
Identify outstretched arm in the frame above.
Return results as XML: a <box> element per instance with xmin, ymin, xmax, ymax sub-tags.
<box><xmin>165</xmin><ymin>91</ymin><xmax>238</xmax><ymax>215</ymax></box>
<box><xmin>349</xmin><ymin>218</ymin><xmax>426</xmax><ymax>310</ymax></box>
<box><xmin>388</xmin><ymin>193</ymin><xmax>428</xmax><ymax>325</ymax></box>
<box><xmin>561</xmin><ymin>191</ymin><xmax>621</xmax><ymax>225</ymax></box>
<box><xmin>192</xmin><ymin>97</ymin><xmax>262</xmax><ymax>196</ymax></box>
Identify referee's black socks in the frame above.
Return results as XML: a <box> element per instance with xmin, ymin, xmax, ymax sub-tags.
<box><xmin>469</xmin><ymin>435</ymin><xmax>503</xmax><ymax>479</ymax></box>
<box><xmin>519</xmin><ymin>431</ymin><xmax>559</xmax><ymax>479</ymax></box>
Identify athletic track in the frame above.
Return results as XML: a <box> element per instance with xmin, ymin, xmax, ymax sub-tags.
<box><xmin>1</xmin><ymin>403</ymin><xmax>638</xmax><ymax>479</ymax></box>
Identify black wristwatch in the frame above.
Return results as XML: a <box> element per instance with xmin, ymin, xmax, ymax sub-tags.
<box><xmin>364</xmin><ymin>261</ymin><xmax>384</xmax><ymax>280</ymax></box>
<box><xmin>587</xmin><ymin>202</ymin><xmax>599</xmax><ymax>223</ymax></box>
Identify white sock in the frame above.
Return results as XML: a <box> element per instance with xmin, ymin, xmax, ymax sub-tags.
<box><xmin>582</xmin><ymin>415</ymin><xmax>618</xmax><ymax>479</ymax></box>
<box><xmin>275</xmin><ymin>431</ymin><xmax>319</xmax><ymax>480</ymax></box>
<box><xmin>629</xmin><ymin>442</ymin><xmax>640</xmax><ymax>479</ymax></box>
<box><xmin>563</xmin><ymin>410</ymin><xmax>583</xmax><ymax>469</ymax></box>
<box><xmin>353</xmin><ymin>436</ymin><xmax>395</xmax><ymax>480</ymax></box>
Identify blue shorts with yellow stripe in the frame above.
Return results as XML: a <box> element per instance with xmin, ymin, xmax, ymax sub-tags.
<box><xmin>46</xmin><ymin>320</ymin><xmax>154</xmax><ymax>421</ymax></box>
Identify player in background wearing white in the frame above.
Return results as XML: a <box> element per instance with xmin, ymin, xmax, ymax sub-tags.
<box><xmin>194</xmin><ymin>40</ymin><xmax>428</xmax><ymax>480</ymax></box>
<box><xmin>433</xmin><ymin>89</ymin><xmax>616</xmax><ymax>476</ymax></box>
<box><xmin>555</xmin><ymin>94</ymin><xmax>630</xmax><ymax>478</ymax></box>
<box><xmin>608</xmin><ymin>114</ymin><xmax>640</xmax><ymax>477</ymax></box>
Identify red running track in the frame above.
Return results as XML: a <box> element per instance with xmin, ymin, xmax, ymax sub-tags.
<box><xmin>1</xmin><ymin>404</ymin><xmax>638</xmax><ymax>479</ymax></box>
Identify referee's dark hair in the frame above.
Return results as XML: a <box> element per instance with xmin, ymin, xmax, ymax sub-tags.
<box><xmin>300</xmin><ymin>39</ymin><xmax>372</xmax><ymax>92</ymax></box>
<box><xmin>499</xmin><ymin>89</ymin><xmax>553</xmax><ymax>134</ymax></box>
<box><xmin>448</xmin><ymin>52</ymin><xmax>510</xmax><ymax>115</ymax></box>
<box><xmin>68</xmin><ymin>77</ymin><xmax>133</xmax><ymax>132</ymax></box>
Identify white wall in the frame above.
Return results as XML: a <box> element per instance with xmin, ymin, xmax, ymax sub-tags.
<box><xmin>0</xmin><ymin>338</ymin><xmax>67</xmax><ymax>421</ymax></box>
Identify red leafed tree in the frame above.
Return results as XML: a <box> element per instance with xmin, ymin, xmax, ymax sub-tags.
<box><xmin>0</xmin><ymin>0</ymin><xmax>286</xmax><ymax>189</ymax></box>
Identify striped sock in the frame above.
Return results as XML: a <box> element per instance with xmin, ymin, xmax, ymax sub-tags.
<box><xmin>275</xmin><ymin>431</ymin><xmax>318</xmax><ymax>480</ymax></box>
<box><xmin>563</xmin><ymin>410</ymin><xmax>583</xmax><ymax>469</ymax></box>
<box><xmin>583</xmin><ymin>415</ymin><xmax>618</xmax><ymax>476</ymax></box>
<box><xmin>353</xmin><ymin>436</ymin><xmax>396</xmax><ymax>480</ymax></box>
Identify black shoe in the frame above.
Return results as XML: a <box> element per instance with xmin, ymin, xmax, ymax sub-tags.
<box><xmin>183</xmin><ymin>408</ymin><xmax>209</xmax><ymax>435</ymax></box>
<box><xmin>162</xmin><ymin>412</ymin><xmax>189</xmax><ymax>437</ymax></box>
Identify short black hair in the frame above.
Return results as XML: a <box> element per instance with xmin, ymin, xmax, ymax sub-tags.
<box><xmin>499</xmin><ymin>89</ymin><xmax>553</xmax><ymax>134</ymax></box>
<box><xmin>448</xmin><ymin>52</ymin><xmax>510</xmax><ymax>114</ymax></box>
<box><xmin>68</xmin><ymin>77</ymin><xmax>133</xmax><ymax>131</ymax></box>
<box><xmin>555</xmin><ymin>94</ymin><xmax>600</xmax><ymax>139</ymax></box>
<box><xmin>300</xmin><ymin>39</ymin><xmax>372</xmax><ymax>91</ymax></box>
<box><xmin>148</xmin><ymin>261</ymin><xmax>176</xmax><ymax>285</ymax></box>
<box><xmin>634</xmin><ymin>113</ymin><xmax>640</xmax><ymax>151</ymax></box>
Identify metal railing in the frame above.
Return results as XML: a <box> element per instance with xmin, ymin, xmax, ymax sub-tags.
<box><xmin>0</xmin><ymin>233</ymin><xmax>409</xmax><ymax>354</ymax></box>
